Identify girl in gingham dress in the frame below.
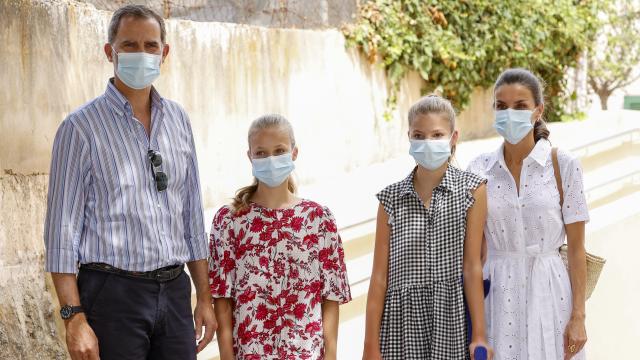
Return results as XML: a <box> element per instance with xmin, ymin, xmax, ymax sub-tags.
<box><xmin>362</xmin><ymin>96</ymin><xmax>493</xmax><ymax>360</ymax></box>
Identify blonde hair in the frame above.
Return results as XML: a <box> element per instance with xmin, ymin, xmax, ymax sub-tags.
<box><xmin>232</xmin><ymin>114</ymin><xmax>297</xmax><ymax>212</ymax></box>
<box><xmin>408</xmin><ymin>94</ymin><xmax>457</xmax><ymax>156</ymax></box>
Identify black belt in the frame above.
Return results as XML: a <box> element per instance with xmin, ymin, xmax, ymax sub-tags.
<box><xmin>80</xmin><ymin>263</ymin><xmax>184</xmax><ymax>282</ymax></box>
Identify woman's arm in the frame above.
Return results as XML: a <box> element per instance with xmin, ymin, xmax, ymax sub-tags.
<box><xmin>563</xmin><ymin>221</ymin><xmax>587</xmax><ymax>359</ymax></box>
<box><xmin>362</xmin><ymin>204</ymin><xmax>390</xmax><ymax>360</ymax></box>
<box><xmin>214</xmin><ymin>298</ymin><xmax>235</xmax><ymax>360</ymax></box>
<box><xmin>463</xmin><ymin>184</ymin><xmax>493</xmax><ymax>359</ymax></box>
<box><xmin>322</xmin><ymin>300</ymin><xmax>339</xmax><ymax>360</ymax></box>
<box><xmin>481</xmin><ymin>234</ymin><xmax>488</xmax><ymax>266</ymax></box>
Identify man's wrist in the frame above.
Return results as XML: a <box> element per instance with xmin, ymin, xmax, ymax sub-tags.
<box><xmin>60</xmin><ymin>304</ymin><xmax>84</xmax><ymax>320</ymax></box>
<box><xmin>64</xmin><ymin>312</ymin><xmax>87</xmax><ymax>328</ymax></box>
<box><xmin>196</xmin><ymin>291</ymin><xmax>213</xmax><ymax>304</ymax></box>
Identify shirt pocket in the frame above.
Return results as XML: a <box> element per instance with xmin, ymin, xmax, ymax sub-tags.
<box><xmin>91</xmin><ymin>139</ymin><xmax>138</xmax><ymax>202</ymax></box>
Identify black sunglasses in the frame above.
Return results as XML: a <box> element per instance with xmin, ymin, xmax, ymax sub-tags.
<box><xmin>147</xmin><ymin>150</ymin><xmax>168</xmax><ymax>192</ymax></box>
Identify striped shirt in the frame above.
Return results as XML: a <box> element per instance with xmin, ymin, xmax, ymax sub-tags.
<box><xmin>44</xmin><ymin>80</ymin><xmax>207</xmax><ymax>273</ymax></box>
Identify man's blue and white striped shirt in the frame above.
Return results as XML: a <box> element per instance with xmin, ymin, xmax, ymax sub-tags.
<box><xmin>44</xmin><ymin>80</ymin><xmax>208</xmax><ymax>273</ymax></box>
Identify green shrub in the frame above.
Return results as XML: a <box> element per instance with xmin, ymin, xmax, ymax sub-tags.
<box><xmin>343</xmin><ymin>0</ymin><xmax>601</xmax><ymax>121</ymax></box>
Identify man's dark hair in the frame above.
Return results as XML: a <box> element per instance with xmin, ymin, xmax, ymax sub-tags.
<box><xmin>108</xmin><ymin>5</ymin><xmax>166</xmax><ymax>44</ymax></box>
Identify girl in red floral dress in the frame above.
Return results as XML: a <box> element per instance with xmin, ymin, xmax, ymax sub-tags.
<box><xmin>209</xmin><ymin>114</ymin><xmax>352</xmax><ymax>360</ymax></box>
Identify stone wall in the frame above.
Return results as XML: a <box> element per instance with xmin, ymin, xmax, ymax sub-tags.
<box><xmin>0</xmin><ymin>172</ymin><xmax>67</xmax><ymax>359</ymax></box>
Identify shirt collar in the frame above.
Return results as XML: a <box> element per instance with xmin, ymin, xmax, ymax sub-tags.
<box><xmin>528</xmin><ymin>139</ymin><xmax>551</xmax><ymax>166</ymax></box>
<box><xmin>399</xmin><ymin>164</ymin><xmax>455</xmax><ymax>197</ymax></box>
<box><xmin>485</xmin><ymin>139</ymin><xmax>551</xmax><ymax>171</ymax></box>
<box><xmin>104</xmin><ymin>78</ymin><xmax>164</xmax><ymax>116</ymax></box>
<box><xmin>485</xmin><ymin>144</ymin><xmax>504</xmax><ymax>171</ymax></box>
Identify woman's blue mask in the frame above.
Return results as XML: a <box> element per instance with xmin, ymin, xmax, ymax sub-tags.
<box><xmin>494</xmin><ymin>109</ymin><xmax>534</xmax><ymax>145</ymax></box>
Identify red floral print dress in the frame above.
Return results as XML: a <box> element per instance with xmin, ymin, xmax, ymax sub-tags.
<box><xmin>208</xmin><ymin>200</ymin><xmax>351</xmax><ymax>360</ymax></box>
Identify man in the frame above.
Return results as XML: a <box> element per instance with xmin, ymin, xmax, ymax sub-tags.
<box><xmin>44</xmin><ymin>5</ymin><xmax>217</xmax><ymax>359</ymax></box>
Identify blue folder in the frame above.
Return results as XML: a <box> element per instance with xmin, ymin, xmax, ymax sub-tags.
<box><xmin>465</xmin><ymin>278</ymin><xmax>491</xmax><ymax>358</ymax></box>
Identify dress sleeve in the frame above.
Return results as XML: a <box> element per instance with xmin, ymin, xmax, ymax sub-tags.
<box><xmin>208</xmin><ymin>206</ymin><xmax>237</xmax><ymax>298</ymax></box>
<box><xmin>559</xmin><ymin>151</ymin><xmax>590</xmax><ymax>224</ymax></box>
<box><xmin>464</xmin><ymin>172</ymin><xmax>487</xmax><ymax>211</ymax></box>
<box><xmin>376</xmin><ymin>186</ymin><xmax>394</xmax><ymax>223</ymax></box>
<box><xmin>318</xmin><ymin>207</ymin><xmax>352</xmax><ymax>304</ymax></box>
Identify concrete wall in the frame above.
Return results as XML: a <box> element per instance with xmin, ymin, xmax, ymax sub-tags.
<box><xmin>0</xmin><ymin>0</ymin><xmax>494</xmax><ymax>357</ymax></box>
<box><xmin>0</xmin><ymin>0</ymin><xmax>494</xmax><ymax>208</ymax></box>
<box><xmin>79</xmin><ymin>0</ymin><xmax>359</xmax><ymax>29</ymax></box>
<box><xmin>457</xmin><ymin>87</ymin><xmax>495</xmax><ymax>140</ymax></box>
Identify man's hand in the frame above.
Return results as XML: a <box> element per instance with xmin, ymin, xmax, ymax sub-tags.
<box><xmin>194</xmin><ymin>300</ymin><xmax>217</xmax><ymax>353</ymax></box>
<box><xmin>66</xmin><ymin>314</ymin><xmax>100</xmax><ymax>360</ymax></box>
<box><xmin>51</xmin><ymin>273</ymin><xmax>99</xmax><ymax>359</ymax></box>
<box><xmin>187</xmin><ymin>259</ymin><xmax>218</xmax><ymax>353</ymax></box>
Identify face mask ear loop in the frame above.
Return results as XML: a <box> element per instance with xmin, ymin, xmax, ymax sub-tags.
<box><xmin>110</xmin><ymin>44</ymin><xmax>120</xmax><ymax>68</ymax></box>
<box><xmin>534</xmin><ymin>106</ymin><xmax>543</xmax><ymax>124</ymax></box>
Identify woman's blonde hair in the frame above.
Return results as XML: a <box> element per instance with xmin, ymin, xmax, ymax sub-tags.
<box><xmin>408</xmin><ymin>94</ymin><xmax>458</xmax><ymax>156</ymax></box>
<box><xmin>232</xmin><ymin>114</ymin><xmax>297</xmax><ymax>212</ymax></box>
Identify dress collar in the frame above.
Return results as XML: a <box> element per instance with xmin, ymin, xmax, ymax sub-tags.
<box><xmin>399</xmin><ymin>164</ymin><xmax>456</xmax><ymax>197</ymax></box>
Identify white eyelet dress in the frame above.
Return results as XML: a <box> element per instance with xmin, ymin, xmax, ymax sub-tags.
<box><xmin>376</xmin><ymin>165</ymin><xmax>486</xmax><ymax>360</ymax></box>
<box><xmin>467</xmin><ymin>140</ymin><xmax>590</xmax><ymax>359</ymax></box>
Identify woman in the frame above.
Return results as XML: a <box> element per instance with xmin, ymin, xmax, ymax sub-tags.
<box><xmin>467</xmin><ymin>68</ymin><xmax>589</xmax><ymax>359</ymax></box>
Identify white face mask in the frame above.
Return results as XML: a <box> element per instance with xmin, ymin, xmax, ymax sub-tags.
<box><xmin>113</xmin><ymin>48</ymin><xmax>162</xmax><ymax>89</ymax></box>
<box><xmin>251</xmin><ymin>153</ymin><xmax>295</xmax><ymax>188</ymax></box>
<box><xmin>494</xmin><ymin>109</ymin><xmax>535</xmax><ymax>145</ymax></box>
<box><xmin>409</xmin><ymin>137</ymin><xmax>452</xmax><ymax>170</ymax></box>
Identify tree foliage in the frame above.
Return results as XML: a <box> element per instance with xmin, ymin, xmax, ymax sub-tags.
<box><xmin>343</xmin><ymin>0</ymin><xmax>601</xmax><ymax>121</ymax></box>
<box><xmin>588</xmin><ymin>0</ymin><xmax>640</xmax><ymax>110</ymax></box>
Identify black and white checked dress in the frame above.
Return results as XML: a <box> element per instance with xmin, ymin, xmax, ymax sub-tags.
<box><xmin>377</xmin><ymin>165</ymin><xmax>486</xmax><ymax>360</ymax></box>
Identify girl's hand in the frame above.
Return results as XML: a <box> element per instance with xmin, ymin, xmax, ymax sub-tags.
<box><xmin>564</xmin><ymin>316</ymin><xmax>587</xmax><ymax>359</ymax></box>
<box><xmin>362</xmin><ymin>343</ymin><xmax>383</xmax><ymax>360</ymax></box>
<box><xmin>469</xmin><ymin>339</ymin><xmax>494</xmax><ymax>360</ymax></box>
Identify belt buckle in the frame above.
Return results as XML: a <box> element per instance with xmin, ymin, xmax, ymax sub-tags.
<box><xmin>155</xmin><ymin>268</ymin><xmax>176</xmax><ymax>282</ymax></box>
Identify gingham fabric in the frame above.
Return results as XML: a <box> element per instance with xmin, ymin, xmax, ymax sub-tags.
<box><xmin>377</xmin><ymin>165</ymin><xmax>486</xmax><ymax>360</ymax></box>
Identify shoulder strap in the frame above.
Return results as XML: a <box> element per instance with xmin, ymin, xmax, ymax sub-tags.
<box><xmin>551</xmin><ymin>147</ymin><xmax>564</xmax><ymax>208</ymax></box>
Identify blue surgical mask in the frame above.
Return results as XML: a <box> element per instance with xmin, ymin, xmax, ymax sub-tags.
<box><xmin>494</xmin><ymin>109</ymin><xmax>534</xmax><ymax>145</ymax></box>
<box><xmin>252</xmin><ymin>153</ymin><xmax>295</xmax><ymax>188</ymax></box>
<box><xmin>409</xmin><ymin>138</ymin><xmax>451</xmax><ymax>170</ymax></box>
<box><xmin>113</xmin><ymin>49</ymin><xmax>162</xmax><ymax>90</ymax></box>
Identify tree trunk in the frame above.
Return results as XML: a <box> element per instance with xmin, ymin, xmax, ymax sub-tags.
<box><xmin>597</xmin><ymin>90</ymin><xmax>611</xmax><ymax>110</ymax></box>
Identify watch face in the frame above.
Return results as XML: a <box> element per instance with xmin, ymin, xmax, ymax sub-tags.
<box><xmin>60</xmin><ymin>306</ymin><xmax>72</xmax><ymax>319</ymax></box>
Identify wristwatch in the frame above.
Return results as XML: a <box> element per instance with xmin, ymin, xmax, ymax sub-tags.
<box><xmin>60</xmin><ymin>305</ymin><xmax>84</xmax><ymax>320</ymax></box>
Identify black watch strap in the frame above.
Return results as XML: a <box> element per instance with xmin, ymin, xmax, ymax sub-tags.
<box><xmin>60</xmin><ymin>304</ymin><xmax>84</xmax><ymax>320</ymax></box>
